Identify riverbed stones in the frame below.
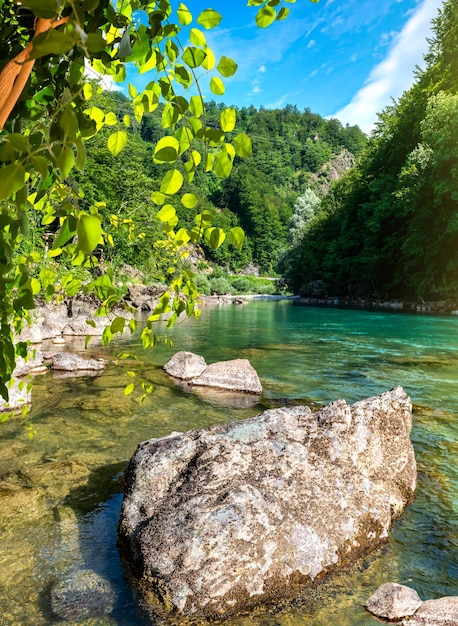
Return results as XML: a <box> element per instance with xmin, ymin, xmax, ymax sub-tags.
<box><xmin>51</xmin><ymin>352</ymin><xmax>105</xmax><ymax>372</ymax></box>
<box><xmin>50</xmin><ymin>568</ymin><xmax>116</xmax><ymax>621</ymax></box>
<box><xmin>366</xmin><ymin>582</ymin><xmax>423</xmax><ymax>620</ymax></box>
<box><xmin>164</xmin><ymin>351</ymin><xmax>263</xmax><ymax>394</ymax></box>
<box><xmin>118</xmin><ymin>386</ymin><xmax>416</xmax><ymax>619</ymax></box>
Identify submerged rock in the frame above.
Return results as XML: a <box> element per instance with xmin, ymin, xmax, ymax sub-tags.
<box><xmin>118</xmin><ymin>387</ymin><xmax>416</xmax><ymax>620</ymax></box>
<box><xmin>52</xmin><ymin>352</ymin><xmax>105</xmax><ymax>372</ymax></box>
<box><xmin>50</xmin><ymin>568</ymin><xmax>116</xmax><ymax>621</ymax></box>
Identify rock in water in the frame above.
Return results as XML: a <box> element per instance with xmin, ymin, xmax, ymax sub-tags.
<box><xmin>118</xmin><ymin>387</ymin><xmax>416</xmax><ymax>620</ymax></box>
<box><xmin>366</xmin><ymin>582</ymin><xmax>423</xmax><ymax>620</ymax></box>
<box><xmin>163</xmin><ymin>351</ymin><xmax>207</xmax><ymax>380</ymax></box>
<box><xmin>50</xmin><ymin>569</ymin><xmax>116</xmax><ymax>621</ymax></box>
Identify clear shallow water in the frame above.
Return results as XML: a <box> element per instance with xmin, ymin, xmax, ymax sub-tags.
<box><xmin>0</xmin><ymin>301</ymin><xmax>457</xmax><ymax>624</ymax></box>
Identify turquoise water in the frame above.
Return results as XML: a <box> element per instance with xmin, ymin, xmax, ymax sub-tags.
<box><xmin>0</xmin><ymin>301</ymin><xmax>456</xmax><ymax>624</ymax></box>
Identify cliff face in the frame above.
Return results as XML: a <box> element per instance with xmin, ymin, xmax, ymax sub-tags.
<box><xmin>312</xmin><ymin>148</ymin><xmax>356</xmax><ymax>196</ymax></box>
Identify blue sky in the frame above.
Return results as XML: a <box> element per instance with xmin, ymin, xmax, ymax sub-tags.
<box><xmin>113</xmin><ymin>0</ymin><xmax>445</xmax><ymax>134</ymax></box>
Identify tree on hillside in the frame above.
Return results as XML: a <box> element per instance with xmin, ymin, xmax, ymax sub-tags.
<box><xmin>288</xmin><ymin>0</ymin><xmax>458</xmax><ymax>300</ymax></box>
<box><xmin>0</xmin><ymin>0</ymin><xmax>321</xmax><ymax>402</ymax></box>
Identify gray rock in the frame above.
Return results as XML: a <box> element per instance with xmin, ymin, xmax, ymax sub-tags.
<box><xmin>366</xmin><ymin>582</ymin><xmax>422</xmax><ymax>620</ymax></box>
<box><xmin>191</xmin><ymin>358</ymin><xmax>263</xmax><ymax>393</ymax></box>
<box><xmin>118</xmin><ymin>386</ymin><xmax>416</xmax><ymax>620</ymax></box>
<box><xmin>164</xmin><ymin>351</ymin><xmax>208</xmax><ymax>380</ymax></box>
<box><xmin>62</xmin><ymin>317</ymin><xmax>107</xmax><ymax>336</ymax></box>
<box><xmin>50</xmin><ymin>568</ymin><xmax>116</xmax><ymax>621</ymax></box>
<box><xmin>13</xmin><ymin>352</ymin><xmax>45</xmax><ymax>377</ymax></box>
<box><xmin>399</xmin><ymin>596</ymin><xmax>458</xmax><ymax>626</ymax></box>
<box><xmin>52</xmin><ymin>352</ymin><xmax>105</xmax><ymax>372</ymax></box>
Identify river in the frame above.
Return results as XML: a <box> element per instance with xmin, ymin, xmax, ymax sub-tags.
<box><xmin>0</xmin><ymin>300</ymin><xmax>456</xmax><ymax>624</ymax></box>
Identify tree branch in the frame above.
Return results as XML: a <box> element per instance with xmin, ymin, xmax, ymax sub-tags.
<box><xmin>0</xmin><ymin>16</ymin><xmax>70</xmax><ymax>130</ymax></box>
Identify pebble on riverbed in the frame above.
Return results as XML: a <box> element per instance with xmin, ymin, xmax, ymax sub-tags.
<box><xmin>50</xmin><ymin>568</ymin><xmax>116</xmax><ymax>621</ymax></box>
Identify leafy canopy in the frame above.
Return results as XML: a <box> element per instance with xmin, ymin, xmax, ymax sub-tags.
<box><xmin>0</xmin><ymin>0</ymin><xmax>319</xmax><ymax>403</ymax></box>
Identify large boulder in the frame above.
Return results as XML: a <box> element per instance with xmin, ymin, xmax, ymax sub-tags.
<box><xmin>191</xmin><ymin>359</ymin><xmax>262</xmax><ymax>393</ymax></box>
<box><xmin>399</xmin><ymin>597</ymin><xmax>458</xmax><ymax>626</ymax></box>
<box><xmin>118</xmin><ymin>386</ymin><xmax>416</xmax><ymax>620</ymax></box>
<box><xmin>164</xmin><ymin>352</ymin><xmax>263</xmax><ymax>394</ymax></box>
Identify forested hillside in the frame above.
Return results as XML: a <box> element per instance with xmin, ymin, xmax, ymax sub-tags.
<box><xmin>75</xmin><ymin>97</ymin><xmax>366</xmax><ymax>277</ymax></box>
<box><xmin>287</xmin><ymin>0</ymin><xmax>458</xmax><ymax>300</ymax></box>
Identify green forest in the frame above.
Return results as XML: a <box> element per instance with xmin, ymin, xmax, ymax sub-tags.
<box><xmin>286</xmin><ymin>0</ymin><xmax>458</xmax><ymax>300</ymax></box>
<box><xmin>70</xmin><ymin>94</ymin><xmax>366</xmax><ymax>284</ymax></box>
<box><xmin>13</xmin><ymin>0</ymin><xmax>458</xmax><ymax>304</ymax></box>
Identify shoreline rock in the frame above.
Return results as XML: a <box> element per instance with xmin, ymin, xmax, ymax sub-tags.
<box><xmin>366</xmin><ymin>583</ymin><xmax>458</xmax><ymax>625</ymax></box>
<box><xmin>118</xmin><ymin>387</ymin><xmax>416</xmax><ymax>620</ymax></box>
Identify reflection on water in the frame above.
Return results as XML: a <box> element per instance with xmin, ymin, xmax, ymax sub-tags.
<box><xmin>0</xmin><ymin>301</ymin><xmax>456</xmax><ymax>624</ymax></box>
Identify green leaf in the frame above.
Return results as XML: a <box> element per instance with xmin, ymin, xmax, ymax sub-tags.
<box><xmin>160</xmin><ymin>169</ymin><xmax>184</xmax><ymax>195</ymax></box>
<box><xmin>181</xmin><ymin>193</ymin><xmax>199</xmax><ymax>209</ymax></box>
<box><xmin>152</xmin><ymin>192</ymin><xmax>167</xmax><ymax>205</ymax></box>
<box><xmin>30</xmin><ymin>28</ymin><xmax>75</xmax><ymax>59</ymax></box>
<box><xmin>85</xmin><ymin>33</ymin><xmax>107</xmax><ymax>53</ymax></box>
<box><xmin>53</xmin><ymin>215</ymin><xmax>77</xmax><ymax>249</ymax></box>
<box><xmin>174</xmin><ymin>127</ymin><xmax>193</xmax><ymax>155</ymax></box>
<box><xmin>56</xmin><ymin>146</ymin><xmax>75</xmax><ymax>178</ymax></box>
<box><xmin>111</xmin><ymin>317</ymin><xmax>126</xmax><ymax>334</ymax></box>
<box><xmin>77</xmin><ymin>214</ymin><xmax>102</xmax><ymax>254</ymax></box>
<box><xmin>182</xmin><ymin>47</ymin><xmax>206</xmax><ymax>68</ymax></box>
<box><xmin>124</xmin><ymin>383</ymin><xmax>135</xmax><ymax>396</ymax></box>
<box><xmin>277</xmin><ymin>7</ymin><xmax>290</xmax><ymax>20</ymax></box>
<box><xmin>213</xmin><ymin>150</ymin><xmax>233</xmax><ymax>178</ymax></box>
<box><xmin>175</xmin><ymin>228</ymin><xmax>191</xmax><ymax>246</ymax></box>
<box><xmin>217</xmin><ymin>56</ymin><xmax>238</xmax><ymax>77</ymax></box>
<box><xmin>0</xmin><ymin>163</ymin><xmax>26</xmax><ymax>201</ymax></box>
<box><xmin>233</xmin><ymin>132</ymin><xmax>252</xmax><ymax>157</ymax></box>
<box><xmin>157</xmin><ymin>204</ymin><xmax>176</xmax><ymax>222</ymax></box>
<box><xmin>197</xmin><ymin>9</ymin><xmax>222</xmax><ymax>29</ymax></box>
<box><xmin>202</xmin><ymin>46</ymin><xmax>216</xmax><ymax>70</ymax></box>
<box><xmin>104</xmin><ymin>111</ymin><xmax>118</xmax><ymax>126</ymax></box>
<box><xmin>177</xmin><ymin>3</ymin><xmax>193</xmax><ymax>25</ymax></box>
<box><xmin>107</xmin><ymin>131</ymin><xmax>128</xmax><ymax>156</ymax></box>
<box><xmin>256</xmin><ymin>6</ymin><xmax>276</xmax><ymax>28</ymax></box>
<box><xmin>210</xmin><ymin>77</ymin><xmax>225</xmax><ymax>96</ymax></box>
<box><xmin>128</xmin><ymin>83</ymin><xmax>137</xmax><ymax>98</ymax></box>
<box><xmin>229</xmin><ymin>226</ymin><xmax>245</xmax><ymax>251</ymax></box>
<box><xmin>60</xmin><ymin>108</ymin><xmax>78</xmax><ymax>136</ymax></box>
<box><xmin>190</xmin><ymin>96</ymin><xmax>203</xmax><ymax>118</ymax></box>
<box><xmin>190</xmin><ymin>28</ymin><xmax>207</xmax><ymax>46</ymax></box>
<box><xmin>205</xmin><ymin>227</ymin><xmax>226</xmax><ymax>250</ymax></box>
<box><xmin>220</xmin><ymin>107</ymin><xmax>236</xmax><ymax>132</ymax></box>
<box><xmin>154</xmin><ymin>136</ymin><xmax>180</xmax><ymax>163</ymax></box>
<box><xmin>20</xmin><ymin>0</ymin><xmax>58</xmax><ymax>19</ymax></box>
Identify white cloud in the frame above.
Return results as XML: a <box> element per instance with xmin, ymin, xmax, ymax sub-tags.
<box><xmin>84</xmin><ymin>60</ymin><xmax>123</xmax><ymax>92</ymax></box>
<box><xmin>307</xmin><ymin>39</ymin><xmax>316</xmax><ymax>48</ymax></box>
<box><xmin>332</xmin><ymin>0</ymin><xmax>443</xmax><ymax>133</ymax></box>
<box><xmin>258</xmin><ymin>65</ymin><xmax>266</xmax><ymax>73</ymax></box>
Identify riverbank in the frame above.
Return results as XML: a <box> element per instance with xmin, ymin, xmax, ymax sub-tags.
<box><xmin>296</xmin><ymin>296</ymin><xmax>458</xmax><ymax>314</ymax></box>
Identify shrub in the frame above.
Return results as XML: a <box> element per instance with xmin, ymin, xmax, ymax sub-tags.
<box><xmin>209</xmin><ymin>277</ymin><xmax>232</xmax><ymax>295</ymax></box>
<box><xmin>194</xmin><ymin>274</ymin><xmax>211</xmax><ymax>296</ymax></box>
<box><xmin>231</xmin><ymin>277</ymin><xmax>252</xmax><ymax>293</ymax></box>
